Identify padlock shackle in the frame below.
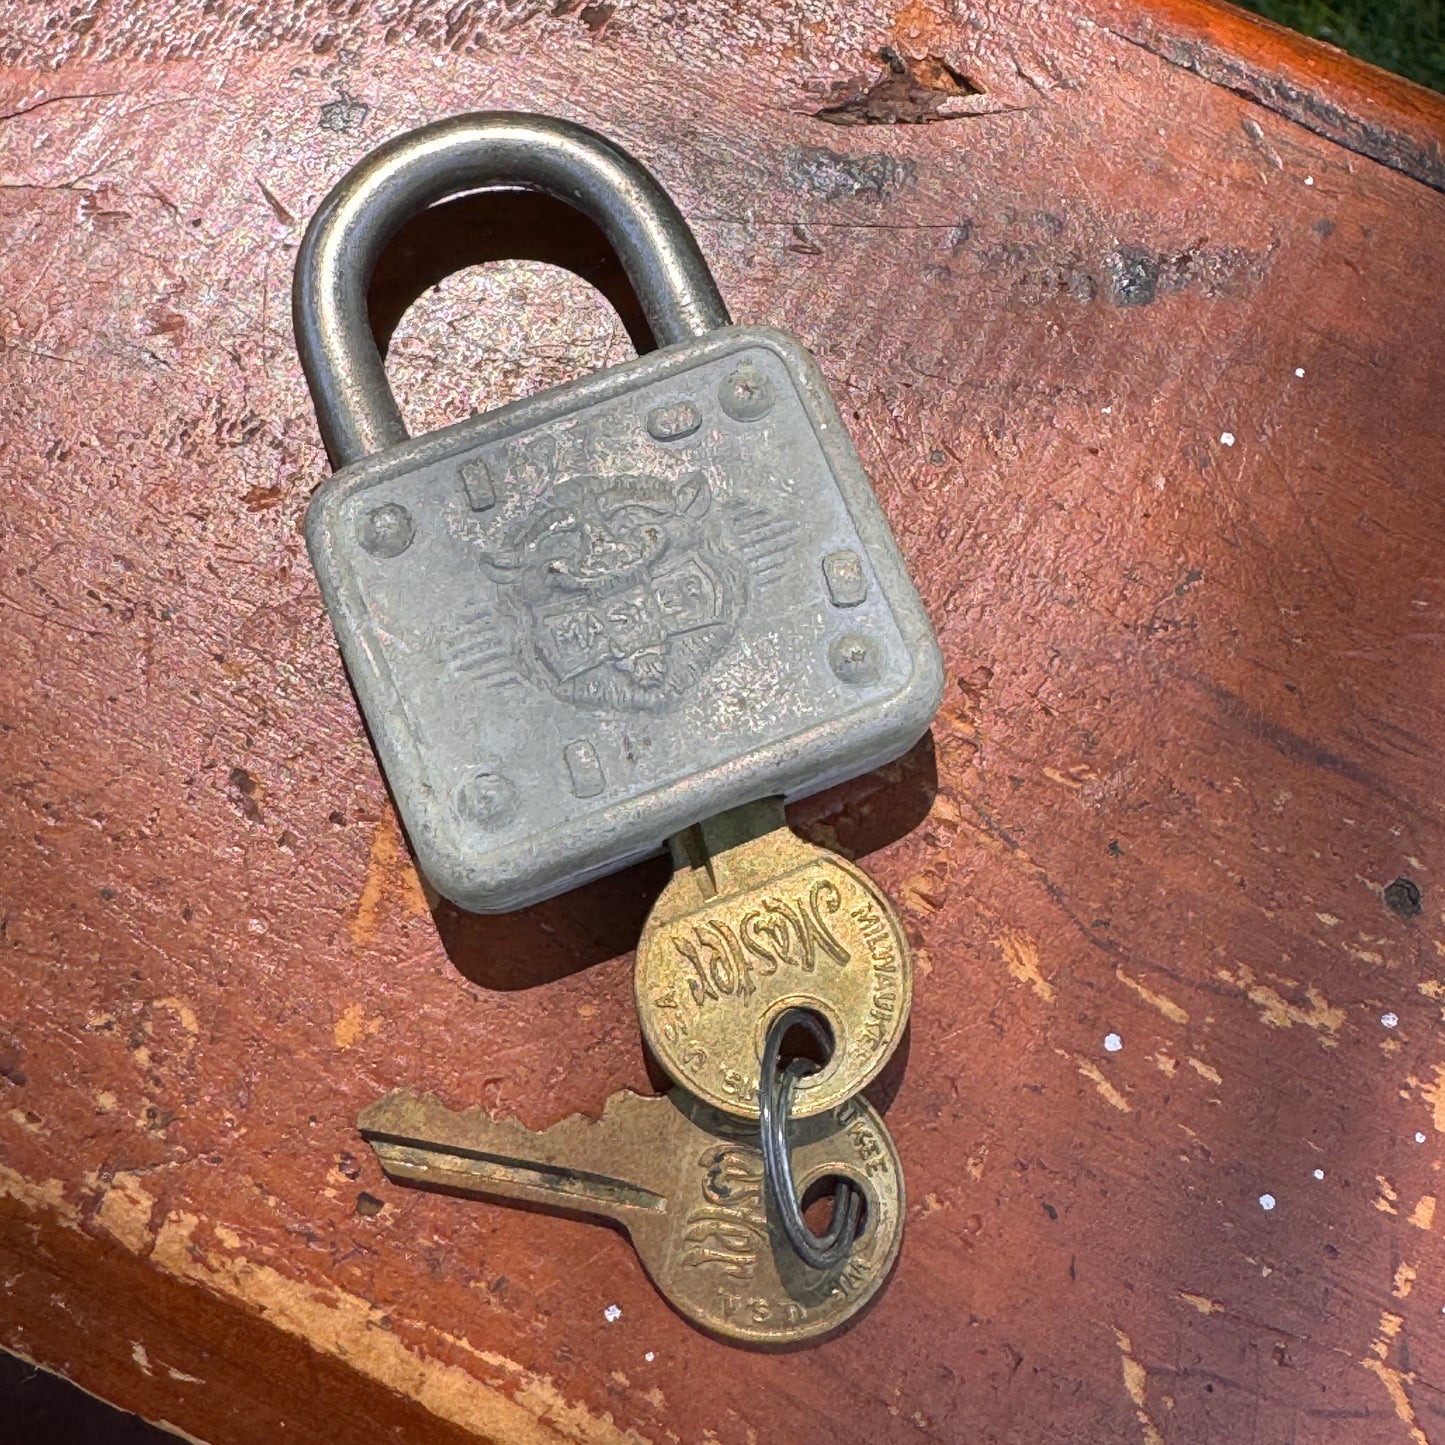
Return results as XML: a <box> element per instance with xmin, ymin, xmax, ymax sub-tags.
<box><xmin>294</xmin><ymin>112</ymin><xmax>731</xmax><ymax>468</ymax></box>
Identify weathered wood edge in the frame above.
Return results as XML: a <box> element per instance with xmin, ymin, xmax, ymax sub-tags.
<box><xmin>1097</xmin><ymin>0</ymin><xmax>1445</xmax><ymax>189</ymax></box>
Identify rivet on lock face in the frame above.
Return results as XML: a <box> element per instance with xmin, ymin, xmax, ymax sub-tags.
<box><xmin>830</xmin><ymin>632</ymin><xmax>882</xmax><ymax>686</ymax></box>
<box><xmin>646</xmin><ymin>400</ymin><xmax>702</xmax><ymax>442</ymax></box>
<box><xmin>459</xmin><ymin>456</ymin><xmax>497</xmax><ymax>510</ymax></box>
<box><xmin>454</xmin><ymin>770</ymin><xmax>517</xmax><ymax>831</ymax></box>
<box><xmin>718</xmin><ymin>361</ymin><xmax>773</xmax><ymax>420</ymax></box>
<box><xmin>822</xmin><ymin>548</ymin><xmax>868</xmax><ymax>608</ymax></box>
<box><xmin>359</xmin><ymin>502</ymin><xmax>414</xmax><ymax>557</ymax></box>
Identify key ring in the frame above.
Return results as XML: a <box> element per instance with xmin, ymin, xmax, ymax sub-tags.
<box><xmin>759</xmin><ymin>1007</ymin><xmax>866</xmax><ymax>1270</ymax></box>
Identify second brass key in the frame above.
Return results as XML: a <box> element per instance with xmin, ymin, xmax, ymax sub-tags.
<box><xmin>360</xmin><ymin>1084</ymin><xmax>903</xmax><ymax>1345</ymax></box>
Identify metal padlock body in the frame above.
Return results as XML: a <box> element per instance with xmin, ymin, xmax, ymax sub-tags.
<box><xmin>296</xmin><ymin>115</ymin><xmax>943</xmax><ymax>913</ymax></box>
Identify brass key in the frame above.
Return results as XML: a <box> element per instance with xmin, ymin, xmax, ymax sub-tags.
<box><xmin>358</xmin><ymin>1085</ymin><xmax>904</xmax><ymax>1346</ymax></box>
<box><xmin>634</xmin><ymin>798</ymin><xmax>911</xmax><ymax>1120</ymax></box>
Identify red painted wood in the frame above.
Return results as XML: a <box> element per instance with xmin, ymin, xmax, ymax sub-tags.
<box><xmin>1</xmin><ymin>2</ymin><xmax>1442</xmax><ymax>1441</ymax></box>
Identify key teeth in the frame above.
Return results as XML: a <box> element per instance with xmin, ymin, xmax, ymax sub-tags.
<box><xmin>357</xmin><ymin>1087</ymin><xmax>443</xmax><ymax>1135</ymax></box>
<box><xmin>357</xmin><ymin>1086</ymin><xmax>661</xmax><ymax>1143</ymax></box>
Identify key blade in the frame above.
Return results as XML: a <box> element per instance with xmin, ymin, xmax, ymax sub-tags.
<box><xmin>359</xmin><ymin>1089</ymin><xmax>669</xmax><ymax>1225</ymax></box>
<box><xmin>667</xmin><ymin>797</ymin><xmax>789</xmax><ymax>898</ymax></box>
<box><xmin>368</xmin><ymin>1140</ymin><xmax>668</xmax><ymax>1216</ymax></box>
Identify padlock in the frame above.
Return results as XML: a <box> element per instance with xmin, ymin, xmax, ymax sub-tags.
<box><xmin>295</xmin><ymin>113</ymin><xmax>942</xmax><ymax>913</ymax></box>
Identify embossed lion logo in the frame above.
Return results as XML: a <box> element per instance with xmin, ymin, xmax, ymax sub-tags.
<box><xmin>477</xmin><ymin>469</ymin><xmax>748</xmax><ymax>713</ymax></box>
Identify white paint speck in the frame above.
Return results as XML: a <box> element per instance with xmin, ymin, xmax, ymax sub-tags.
<box><xmin>1313</xmin><ymin>1169</ymin><xmax>1325</xmax><ymax>1181</ymax></box>
<box><xmin>1294</xmin><ymin>367</ymin><xmax>1305</xmax><ymax>378</ymax></box>
<box><xmin>1305</xmin><ymin>175</ymin><xmax>1315</xmax><ymax>186</ymax></box>
<box><xmin>603</xmin><ymin>1304</ymin><xmax>622</xmax><ymax>1323</ymax></box>
<box><xmin>1101</xmin><ymin>405</ymin><xmax>1112</xmax><ymax>414</ymax></box>
<box><xmin>1104</xmin><ymin>1033</ymin><xmax>1123</xmax><ymax>1053</ymax></box>
<box><xmin>1382</xmin><ymin>1012</ymin><xmax>1399</xmax><ymax>1029</ymax></box>
<box><xmin>1259</xmin><ymin>1193</ymin><xmax>1276</xmax><ymax>1211</ymax></box>
<box><xmin>1417</xmin><ymin>1132</ymin><xmax>1428</xmax><ymax>1145</ymax></box>
<box><xmin>644</xmin><ymin>1351</ymin><xmax>655</xmax><ymax>1363</ymax></box>
<box><xmin>1220</xmin><ymin>431</ymin><xmax>1236</xmax><ymax>447</ymax></box>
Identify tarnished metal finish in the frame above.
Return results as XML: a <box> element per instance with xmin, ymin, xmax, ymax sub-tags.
<box><xmin>759</xmin><ymin>1007</ymin><xmax>866</xmax><ymax>1271</ymax></box>
<box><xmin>296</xmin><ymin>113</ymin><xmax>941</xmax><ymax>914</ymax></box>
<box><xmin>636</xmin><ymin>799</ymin><xmax>911</xmax><ymax>1119</ymax></box>
<box><xmin>358</xmin><ymin>1086</ymin><xmax>903</xmax><ymax>1346</ymax></box>
<box><xmin>294</xmin><ymin>112</ymin><xmax>730</xmax><ymax>468</ymax></box>
<box><xmin>304</xmin><ymin>345</ymin><xmax>941</xmax><ymax>915</ymax></box>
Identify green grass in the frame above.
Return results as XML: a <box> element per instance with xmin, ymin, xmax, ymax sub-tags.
<box><xmin>1233</xmin><ymin>0</ymin><xmax>1445</xmax><ymax>92</ymax></box>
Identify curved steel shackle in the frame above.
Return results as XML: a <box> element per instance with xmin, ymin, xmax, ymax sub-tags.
<box><xmin>293</xmin><ymin>112</ymin><xmax>732</xmax><ymax>469</ymax></box>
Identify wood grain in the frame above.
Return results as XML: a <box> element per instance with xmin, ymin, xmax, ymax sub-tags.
<box><xmin>1</xmin><ymin>2</ymin><xmax>1442</xmax><ymax>1441</ymax></box>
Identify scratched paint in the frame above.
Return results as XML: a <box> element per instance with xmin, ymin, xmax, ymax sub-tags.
<box><xmin>1419</xmin><ymin>981</ymin><xmax>1445</xmax><ymax>1021</ymax></box>
<box><xmin>1057</xmin><ymin>1050</ymin><xmax>1131</xmax><ymax>1113</ymax></box>
<box><xmin>333</xmin><ymin>1003</ymin><xmax>382</xmax><ymax>1051</ymax></box>
<box><xmin>1411</xmin><ymin>1065</ymin><xmax>1445</xmax><ymax>1132</ymax></box>
<box><xmin>996</xmin><ymin>928</ymin><xmax>1055</xmax><ymax>1003</ymax></box>
<box><xmin>1115</xmin><ymin>969</ymin><xmax>1189</xmax><ymax>1025</ymax></box>
<box><xmin>1362</xmin><ymin>1310</ymin><xmax>1430</xmax><ymax>1445</ymax></box>
<box><xmin>1217</xmin><ymin>965</ymin><xmax>1345</xmax><ymax>1045</ymax></box>
<box><xmin>96</xmin><ymin>1173</ymin><xmax>160</xmax><ymax>1256</ymax></box>
<box><xmin>1178</xmin><ymin>1293</ymin><xmax>1222</xmax><ymax>1316</ymax></box>
<box><xmin>1112</xmin><ymin>1330</ymin><xmax>1164</xmax><ymax>1445</ymax></box>
<box><xmin>350</xmin><ymin>811</ymin><xmax>431</xmax><ymax>946</ymax></box>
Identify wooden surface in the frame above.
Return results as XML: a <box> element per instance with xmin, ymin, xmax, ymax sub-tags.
<box><xmin>2</xmin><ymin>1</ymin><xmax>1444</xmax><ymax>1441</ymax></box>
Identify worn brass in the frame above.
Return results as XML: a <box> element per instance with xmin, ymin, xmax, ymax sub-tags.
<box><xmin>359</xmin><ymin>1085</ymin><xmax>903</xmax><ymax>1346</ymax></box>
<box><xmin>634</xmin><ymin>799</ymin><xmax>911</xmax><ymax>1120</ymax></box>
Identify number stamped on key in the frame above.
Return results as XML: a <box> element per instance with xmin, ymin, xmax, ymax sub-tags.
<box><xmin>636</xmin><ymin>800</ymin><xmax>912</xmax><ymax>1119</ymax></box>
